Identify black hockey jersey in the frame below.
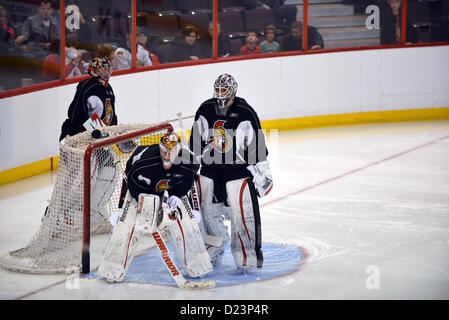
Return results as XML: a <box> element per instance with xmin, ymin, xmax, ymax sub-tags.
<box><xmin>124</xmin><ymin>144</ymin><xmax>199</xmax><ymax>201</ymax></box>
<box><xmin>188</xmin><ymin>96</ymin><xmax>268</xmax><ymax>172</ymax></box>
<box><xmin>59</xmin><ymin>77</ymin><xmax>117</xmax><ymax>141</ymax></box>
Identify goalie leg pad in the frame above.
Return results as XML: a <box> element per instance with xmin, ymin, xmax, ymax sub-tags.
<box><xmin>167</xmin><ymin>195</ymin><xmax>213</xmax><ymax>278</ymax></box>
<box><xmin>135</xmin><ymin>193</ymin><xmax>160</xmax><ymax>234</ymax></box>
<box><xmin>97</xmin><ymin>191</ymin><xmax>139</xmax><ymax>282</ymax></box>
<box><xmin>226</xmin><ymin>178</ymin><xmax>263</xmax><ymax>270</ymax></box>
<box><xmin>90</xmin><ymin>148</ymin><xmax>120</xmax><ymax>233</ymax></box>
<box><xmin>198</xmin><ymin>175</ymin><xmax>230</xmax><ymax>266</ymax></box>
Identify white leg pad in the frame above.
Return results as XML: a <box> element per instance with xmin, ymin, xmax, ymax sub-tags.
<box><xmin>135</xmin><ymin>193</ymin><xmax>160</xmax><ymax>234</ymax></box>
<box><xmin>167</xmin><ymin>195</ymin><xmax>213</xmax><ymax>278</ymax></box>
<box><xmin>90</xmin><ymin>149</ymin><xmax>120</xmax><ymax>232</ymax></box>
<box><xmin>97</xmin><ymin>191</ymin><xmax>139</xmax><ymax>282</ymax></box>
<box><xmin>226</xmin><ymin>178</ymin><xmax>262</xmax><ymax>270</ymax></box>
<box><xmin>198</xmin><ymin>175</ymin><xmax>230</xmax><ymax>266</ymax></box>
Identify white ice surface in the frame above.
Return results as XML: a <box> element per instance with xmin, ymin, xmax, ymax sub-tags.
<box><xmin>1</xmin><ymin>120</ymin><xmax>448</xmax><ymax>300</ymax></box>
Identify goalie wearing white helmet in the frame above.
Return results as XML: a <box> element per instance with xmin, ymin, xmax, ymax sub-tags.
<box><xmin>97</xmin><ymin>132</ymin><xmax>213</xmax><ymax>282</ymax></box>
<box><xmin>188</xmin><ymin>73</ymin><xmax>273</xmax><ymax>271</ymax></box>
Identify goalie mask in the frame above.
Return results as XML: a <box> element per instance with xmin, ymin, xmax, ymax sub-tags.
<box><xmin>88</xmin><ymin>57</ymin><xmax>112</xmax><ymax>87</ymax></box>
<box><xmin>214</xmin><ymin>73</ymin><xmax>238</xmax><ymax>109</ymax></box>
<box><xmin>160</xmin><ymin>132</ymin><xmax>182</xmax><ymax>170</ymax></box>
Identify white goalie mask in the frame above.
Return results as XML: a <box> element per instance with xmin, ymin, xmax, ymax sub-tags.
<box><xmin>213</xmin><ymin>73</ymin><xmax>238</xmax><ymax>109</ymax></box>
<box><xmin>160</xmin><ymin>132</ymin><xmax>182</xmax><ymax>170</ymax></box>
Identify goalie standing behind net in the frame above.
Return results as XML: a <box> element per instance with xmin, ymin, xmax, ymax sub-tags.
<box><xmin>97</xmin><ymin>132</ymin><xmax>213</xmax><ymax>282</ymax></box>
<box><xmin>59</xmin><ymin>57</ymin><xmax>117</xmax><ymax>141</ymax></box>
<box><xmin>55</xmin><ymin>57</ymin><xmax>119</xmax><ymax>230</ymax></box>
<box><xmin>188</xmin><ymin>73</ymin><xmax>273</xmax><ymax>271</ymax></box>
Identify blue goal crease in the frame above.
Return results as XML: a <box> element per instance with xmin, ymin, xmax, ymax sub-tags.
<box><xmin>84</xmin><ymin>243</ymin><xmax>304</xmax><ymax>287</ymax></box>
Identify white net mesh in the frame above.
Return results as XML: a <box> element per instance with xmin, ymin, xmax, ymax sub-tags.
<box><xmin>0</xmin><ymin>123</ymin><xmax>171</xmax><ymax>274</ymax></box>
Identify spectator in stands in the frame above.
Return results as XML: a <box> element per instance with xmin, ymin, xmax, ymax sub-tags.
<box><xmin>380</xmin><ymin>0</ymin><xmax>415</xmax><ymax>44</ymax></box>
<box><xmin>97</xmin><ymin>43</ymin><xmax>115</xmax><ymax>60</ymax></box>
<box><xmin>259</xmin><ymin>24</ymin><xmax>280</xmax><ymax>53</ymax></box>
<box><xmin>41</xmin><ymin>39</ymin><xmax>59</xmax><ymax>80</ymax></box>
<box><xmin>240</xmin><ymin>31</ymin><xmax>262</xmax><ymax>55</ymax></box>
<box><xmin>113</xmin><ymin>29</ymin><xmax>152</xmax><ymax>70</ymax></box>
<box><xmin>0</xmin><ymin>5</ymin><xmax>15</xmax><ymax>53</ymax></box>
<box><xmin>65</xmin><ymin>46</ymin><xmax>86</xmax><ymax>78</ymax></box>
<box><xmin>41</xmin><ymin>39</ymin><xmax>86</xmax><ymax>79</ymax></box>
<box><xmin>136</xmin><ymin>26</ymin><xmax>164</xmax><ymax>65</ymax></box>
<box><xmin>380</xmin><ymin>0</ymin><xmax>401</xmax><ymax>44</ymax></box>
<box><xmin>243</xmin><ymin>0</ymin><xmax>297</xmax><ymax>32</ymax></box>
<box><xmin>198</xmin><ymin>21</ymin><xmax>232</xmax><ymax>58</ymax></box>
<box><xmin>280</xmin><ymin>20</ymin><xmax>324</xmax><ymax>51</ymax></box>
<box><xmin>14</xmin><ymin>0</ymin><xmax>60</xmax><ymax>59</ymax></box>
<box><xmin>168</xmin><ymin>24</ymin><xmax>205</xmax><ymax>62</ymax></box>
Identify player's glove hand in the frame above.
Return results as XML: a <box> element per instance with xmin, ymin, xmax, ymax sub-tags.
<box><xmin>167</xmin><ymin>195</ymin><xmax>182</xmax><ymax>210</ymax></box>
<box><xmin>158</xmin><ymin>202</ymin><xmax>179</xmax><ymax>229</ymax></box>
<box><xmin>169</xmin><ymin>195</ymin><xmax>201</xmax><ymax>224</ymax></box>
<box><xmin>247</xmin><ymin>161</ymin><xmax>273</xmax><ymax>198</ymax></box>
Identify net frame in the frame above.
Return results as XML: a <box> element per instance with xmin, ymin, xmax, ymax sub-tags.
<box><xmin>0</xmin><ymin>122</ymin><xmax>173</xmax><ymax>274</ymax></box>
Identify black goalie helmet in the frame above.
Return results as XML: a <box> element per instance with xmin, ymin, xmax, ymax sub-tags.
<box><xmin>213</xmin><ymin>73</ymin><xmax>238</xmax><ymax>108</ymax></box>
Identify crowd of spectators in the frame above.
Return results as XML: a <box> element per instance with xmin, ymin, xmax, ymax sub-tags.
<box><xmin>1</xmin><ymin>0</ymin><xmax>447</xmax><ymax>91</ymax></box>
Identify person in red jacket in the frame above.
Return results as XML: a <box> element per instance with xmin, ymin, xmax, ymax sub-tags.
<box><xmin>240</xmin><ymin>31</ymin><xmax>262</xmax><ymax>55</ymax></box>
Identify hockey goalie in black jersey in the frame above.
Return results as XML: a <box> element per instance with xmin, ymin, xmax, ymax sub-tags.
<box><xmin>188</xmin><ymin>73</ymin><xmax>273</xmax><ymax>271</ymax></box>
<box><xmin>54</xmin><ymin>57</ymin><xmax>120</xmax><ymax>235</ymax></box>
<box><xmin>97</xmin><ymin>132</ymin><xmax>213</xmax><ymax>282</ymax></box>
<box><xmin>59</xmin><ymin>57</ymin><xmax>117</xmax><ymax>141</ymax></box>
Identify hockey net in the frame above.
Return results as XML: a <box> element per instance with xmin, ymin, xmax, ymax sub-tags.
<box><xmin>0</xmin><ymin>123</ymin><xmax>172</xmax><ymax>274</ymax></box>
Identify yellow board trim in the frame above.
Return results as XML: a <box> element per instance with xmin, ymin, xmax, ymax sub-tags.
<box><xmin>260</xmin><ymin>107</ymin><xmax>449</xmax><ymax>131</ymax></box>
<box><xmin>0</xmin><ymin>157</ymin><xmax>60</xmax><ymax>186</ymax></box>
<box><xmin>1</xmin><ymin>107</ymin><xmax>448</xmax><ymax>185</ymax></box>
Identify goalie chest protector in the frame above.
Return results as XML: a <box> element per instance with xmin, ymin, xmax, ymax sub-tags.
<box><xmin>189</xmin><ymin>97</ymin><xmax>268</xmax><ymax>170</ymax></box>
<box><xmin>124</xmin><ymin>144</ymin><xmax>199</xmax><ymax>201</ymax></box>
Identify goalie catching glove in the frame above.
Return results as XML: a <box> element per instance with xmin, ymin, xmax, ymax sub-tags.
<box><xmin>247</xmin><ymin>161</ymin><xmax>273</xmax><ymax>198</ymax></box>
<box><xmin>159</xmin><ymin>195</ymin><xmax>202</xmax><ymax>229</ymax></box>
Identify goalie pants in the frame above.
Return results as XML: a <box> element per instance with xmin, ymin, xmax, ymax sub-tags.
<box><xmin>199</xmin><ymin>166</ymin><xmax>263</xmax><ymax>270</ymax></box>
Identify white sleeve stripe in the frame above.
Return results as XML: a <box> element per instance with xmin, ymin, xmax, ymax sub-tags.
<box><xmin>235</xmin><ymin>120</ymin><xmax>254</xmax><ymax>151</ymax></box>
<box><xmin>197</xmin><ymin>115</ymin><xmax>209</xmax><ymax>142</ymax></box>
<box><xmin>87</xmin><ymin>95</ymin><xmax>104</xmax><ymax>118</ymax></box>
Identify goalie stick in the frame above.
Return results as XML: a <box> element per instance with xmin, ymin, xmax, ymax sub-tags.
<box><xmin>151</xmin><ymin>230</ymin><xmax>215</xmax><ymax>289</ymax></box>
<box><xmin>151</xmin><ymin>192</ymin><xmax>215</xmax><ymax>289</ymax></box>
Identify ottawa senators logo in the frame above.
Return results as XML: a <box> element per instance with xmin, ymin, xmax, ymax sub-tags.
<box><xmin>209</xmin><ymin>120</ymin><xmax>232</xmax><ymax>153</ymax></box>
<box><xmin>102</xmin><ymin>98</ymin><xmax>114</xmax><ymax>125</ymax></box>
<box><xmin>155</xmin><ymin>179</ymin><xmax>170</xmax><ymax>193</ymax></box>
